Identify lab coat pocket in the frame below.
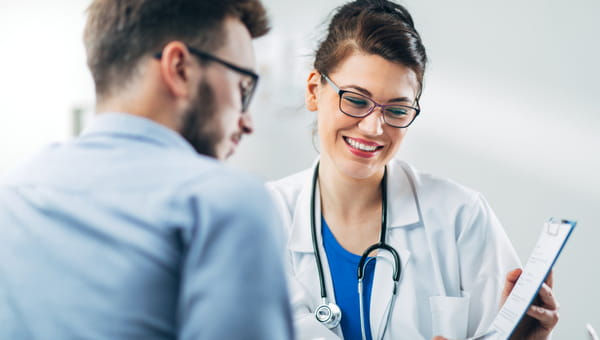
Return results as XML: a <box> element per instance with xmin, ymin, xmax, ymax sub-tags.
<box><xmin>429</xmin><ymin>295</ymin><xmax>470</xmax><ymax>340</ymax></box>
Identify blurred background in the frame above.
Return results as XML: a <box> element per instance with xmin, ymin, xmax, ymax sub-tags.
<box><xmin>0</xmin><ymin>0</ymin><xmax>598</xmax><ymax>338</ymax></box>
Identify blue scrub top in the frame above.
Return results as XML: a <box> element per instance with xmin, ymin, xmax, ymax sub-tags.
<box><xmin>322</xmin><ymin>216</ymin><xmax>376</xmax><ymax>340</ymax></box>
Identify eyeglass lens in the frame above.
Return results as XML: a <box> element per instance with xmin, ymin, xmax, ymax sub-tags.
<box><xmin>240</xmin><ymin>77</ymin><xmax>257</xmax><ymax>112</ymax></box>
<box><xmin>340</xmin><ymin>92</ymin><xmax>417</xmax><ymax>127</ymax></box>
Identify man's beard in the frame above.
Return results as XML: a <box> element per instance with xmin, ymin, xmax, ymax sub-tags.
<box><xmin>180</xmin><ymin>79</ymin><xmax>223</xmax><ymax>158</ymax></box>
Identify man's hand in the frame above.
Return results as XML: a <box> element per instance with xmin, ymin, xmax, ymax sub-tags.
<box><xmin>502</xmin><ymin>269</ymin><xmax>559</xmax><ymax>340</ymax></box>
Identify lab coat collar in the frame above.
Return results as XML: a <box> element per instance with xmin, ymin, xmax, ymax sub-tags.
<box><xmin>287</xmin><ymin>158</ymin><xmax>421</xmax><ymax>253</ymax></box>
<box><xmin>386</xmin><ymin>158</ymin><xmax>421</xmax><ymax>229</ymax></box>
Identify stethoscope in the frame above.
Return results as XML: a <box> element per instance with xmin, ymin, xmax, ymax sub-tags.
<box><xmin>310</xmin><ymin>162</ymin><xmax>402</xmax><ymax>340</ymax></box>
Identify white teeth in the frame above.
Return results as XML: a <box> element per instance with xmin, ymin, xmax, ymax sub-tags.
<box><xmin>345</xmin><ymin>137</ymin><xmax>377</xmax><ymax>152</ymax></box>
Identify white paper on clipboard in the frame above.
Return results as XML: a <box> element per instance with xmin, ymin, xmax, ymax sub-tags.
<box><xmin>479</xmin><ymin>218</ymin><xmax>576</xmax><ymax>340</ymax></box>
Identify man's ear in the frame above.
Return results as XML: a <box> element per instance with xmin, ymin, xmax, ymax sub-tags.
<box><xmin>305</xmin><ymin>70</ymin><xmax>321</xmax><ymax>112</ymax></box>
<box><xmin>158</xmin><ymin>41</ymin><xmax>196</xmax><ymax>99</ymax></box>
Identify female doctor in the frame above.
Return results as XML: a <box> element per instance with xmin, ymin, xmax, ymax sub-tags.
<box><xmin>267</xmin><ymin>1</ymin><xmax>559</xmax><ymax>340</ymax></box>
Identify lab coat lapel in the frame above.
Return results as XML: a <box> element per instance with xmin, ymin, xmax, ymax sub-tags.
<box><xmin>287</xmin><ymin>165</ymin><xmax>317</xmax><ymax>254</ymax></box>
<box><xmin>370</xmin><ymin>159</ymin><xmax>420</xmax><ymax>338</ymax></box>
<box><xmin>386</xmin><ymin>159</ymin><xmax>421</xmax><ymax>229</ymax></box>
<box><xmin>370</xmin><ymin>239</ymin><xmax>412</xmax><ymax>338</ymax></box>
<box><xmin>287</xmin><ymin>163</ymin><xmax>343</xmax><ymax>337</ymax></box>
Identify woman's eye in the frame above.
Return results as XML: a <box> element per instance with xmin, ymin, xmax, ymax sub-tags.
<box><xmin>343</xmin><ymin>96</ymin><xmax>369</xmax><ymax>108</ymax></box>
<box><xmin>386</xmin><ymin>107</ymin><xmax>408</xmax><ymax>116</ymax></box>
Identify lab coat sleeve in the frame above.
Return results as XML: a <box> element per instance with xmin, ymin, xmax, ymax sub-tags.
<box><xmin>177</xmin><ymin>175</ymin><xmax>294</xmax><ymax>340</ymax></box>
<box><xmin>456</xmin><ymin>192</ymin><xmax>521</xmax><ymax>337</ymax></box>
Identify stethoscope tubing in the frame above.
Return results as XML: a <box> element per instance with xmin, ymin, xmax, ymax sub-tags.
<box><xmin>310</xmin><ymin>161</ymin><xmax>402</xmax><ymax>339</ymax></box>
<box><xmin>310</xmin><ymin>162</ymin><xmax>329</xmax><ymax>300</ymax></box>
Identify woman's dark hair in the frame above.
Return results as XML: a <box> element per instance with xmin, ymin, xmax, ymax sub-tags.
<box><xmin>314</xmin><ymin>0</ymin><xmax>427</xmax><ymax>101</ymax></box>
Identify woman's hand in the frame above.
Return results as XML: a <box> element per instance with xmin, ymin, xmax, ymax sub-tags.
<box><xmin>502</xmin><ymin>268</ymin><xmax>559</xmax><ymax>340</ymax></box>
<box><xmin>433</xmin><ymin>269</ymin><xmax>558</xmax><ymax>340</ymax></box>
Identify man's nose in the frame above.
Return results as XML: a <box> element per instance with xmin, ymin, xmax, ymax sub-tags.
<box><xmin>240</xmin><ymin>113</ymin><xmax>253</xmax><ymax>134</ymax></box>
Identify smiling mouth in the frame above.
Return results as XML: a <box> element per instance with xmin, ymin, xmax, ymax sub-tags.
<box><xmin>343</xmin><ymin>136</ymin><xmax>383</xmax><ymax>152</ymax></box>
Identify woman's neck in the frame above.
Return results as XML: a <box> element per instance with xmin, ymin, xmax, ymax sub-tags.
<box><xmin>318</xmin><ymin>158</ymin><xmax>384</xmax><ymax>223</ymax></box>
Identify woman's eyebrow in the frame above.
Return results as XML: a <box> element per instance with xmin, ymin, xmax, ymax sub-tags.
<box><xmin>343</xmin><ymin>84</ymin><xmax>412</xmax><ymax>103</ymax></box>
<box><xmin>343</xmin><ymin>84</ymin><xmax>372</xmax><ymax>96</ymax></box>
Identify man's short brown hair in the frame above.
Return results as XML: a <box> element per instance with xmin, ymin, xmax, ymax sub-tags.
<box><xmin>84</xmin><ymin>0</ymin><xmax>270</xmax><ymax>98</ymax></box>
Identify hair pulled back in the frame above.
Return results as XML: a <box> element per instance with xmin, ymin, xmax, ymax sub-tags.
<box><xmin>314</xmin><ymin>0</ymin><xmax>427</xmax><ymax>101</ymax></box>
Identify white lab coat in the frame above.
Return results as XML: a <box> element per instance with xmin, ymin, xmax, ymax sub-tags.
<box><xmin>267</xmin><ymin>158</ymin><xmax>521</xmax><ymax>340</ymax></box>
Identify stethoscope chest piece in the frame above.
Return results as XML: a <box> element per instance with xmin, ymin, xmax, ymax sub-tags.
<box><xmin>315</xmin><ymin>301</ymin><xmax>342</xmax><ymax>328</ymax></box>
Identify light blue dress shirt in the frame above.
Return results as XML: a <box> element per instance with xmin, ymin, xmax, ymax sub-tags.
<box><xmin>0</xmin><ymin>113</ymin><xmax>294</xmax><ymax>339</ymax></box>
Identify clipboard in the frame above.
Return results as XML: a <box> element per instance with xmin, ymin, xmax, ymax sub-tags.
<box><xmin>473</xmin><ymin>218</ymin><xmax>576</xmax><ymax>340</ymax></box>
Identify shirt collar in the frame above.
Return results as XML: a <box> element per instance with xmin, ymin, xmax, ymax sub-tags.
<box><xmin>81</xmin><ymin>112</ymin><xmax>196</xmax><ymax>154</ymax></box>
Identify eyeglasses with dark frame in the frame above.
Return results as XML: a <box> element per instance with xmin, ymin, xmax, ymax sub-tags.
<box><xmin>321</xmin><ymin>74</ymin><xmax>420</xmax><ymax>128</ymax></box>
<box><xmin>154</xmin><ymin>45</ymin><xmax>259</xmax><ymax>112</ymax></box>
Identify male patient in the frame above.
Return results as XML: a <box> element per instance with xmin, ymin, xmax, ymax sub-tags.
<box><xmin>0</xmin><ymin>0</ymin><xmax>293</xmax><ymax>339</ymax></box>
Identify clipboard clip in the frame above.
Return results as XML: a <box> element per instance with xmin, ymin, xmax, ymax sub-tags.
<box><xmin>546</xmin><ymin>217</ymin><xmax>561</xmax><ymax>236</ymax></box>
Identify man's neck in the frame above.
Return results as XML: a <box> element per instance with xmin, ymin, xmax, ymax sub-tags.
<box><xmin>95</xmin><ymin>93</ymin><xmax>179</xmax><ymax>133</ymax></box>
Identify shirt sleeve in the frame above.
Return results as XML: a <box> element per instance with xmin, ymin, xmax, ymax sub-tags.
<box><xmin>176</xmin><ymin>174</ymin><xmax>294</xmax><ymax>340</ymax></box>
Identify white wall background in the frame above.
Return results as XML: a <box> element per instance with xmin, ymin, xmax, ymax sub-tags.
<box><xmin>0</xmin><ymin>0</ymin><xmax>598</xmax><ymax>338</ymax></box>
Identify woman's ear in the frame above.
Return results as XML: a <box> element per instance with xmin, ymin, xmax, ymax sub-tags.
<box><xmin>305</xmin><ymin>70</ymin><xmax>321</xmax><ymax>112</ymax></box>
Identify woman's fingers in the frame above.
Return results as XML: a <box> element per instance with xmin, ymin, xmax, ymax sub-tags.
<box><xmin>526</xmin><ymin>304</ymin><xmax>560</xmax><ymax>330</ymax></box>
<box><xmin>537</xmin><ymin>282</ymin><xmax>559</xmax><ymax>310</ymax></box>
<box><xmin>500</xmin><ymin>268</ymin><xmax>522</xmax><ymax>305</ymax></box>
<box><xmin>525</xmin><ymin>282</ymin><xmax>560</xmax><ymax>330</ymax></box>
